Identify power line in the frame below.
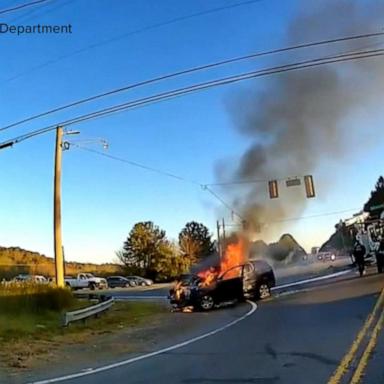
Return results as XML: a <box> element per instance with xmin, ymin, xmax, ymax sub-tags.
<box><xmin>73</xmin><ymin>144</ymin><xmax>245</xmax><ymax>219</ymax></box>
<box><xmin>72</xmin><ymin>145</ymin><xmax>362</xmax><ymax>224</ymax></box>
<box><xmin>73</xmin><ymin>144</ymin><xmax>202</xmax><ymax>186</ymax></box>
<box><xmin>8</xmin><ymin>0</ymin><xmax>72</xmax><ymax>23</ymax></box>
<box><xmin>0</xmin><ymin>0</ymin><xmax>52</xmax><ymax>15</ymax></box>
<box><xmin>1</xmin><ymin>47</ymin><xmax>384</xmax><ymax>151</ymax></box>
<box><xmin>203</xmin><ymin>186</ymin><xmax>245</xmax><ymax>220</ymax></box>
<box><xmin>68</xmin><ymin>145</ymin><xmax>361</xmax><ymax>225</ymax></box>
<box><xmin>223</xmin><ymin>208</ymin><xmax>360</xmax><ymax>225</ymax></box>
<box><xmin>2</xmin><ymin>0</ymin><xmax>262</xmax><ymax>84</ymax></box>
<box><xmin>1</xmin><ymin>46</ymin><xmax>383</xmax><ymax>151</ymax></box>
<box><xmin>205</xmin><ymin>175</ymin><xmax>309</xmax><ymax>186</ymax></box>
<box><xmin>2</xmin><ymin>48</ymin><xmax>384</xmax><ymax>149</ymax></box>
<box><xmin>2</xmin><ymin>31</ymin><xmax>383</xmax><ymax>132</ymax></box>
<box><xmin>268</xmin><ymin>208</ymin><xmax>360</xmax><ymax>223</ymax></box>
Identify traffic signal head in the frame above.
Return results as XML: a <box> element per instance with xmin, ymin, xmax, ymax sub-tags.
<box><xmin>304</xmin><ymin>175</ymin><xmax>315</xmax><ymax>198</ymax></box>
<box><xmin>268</xmin><ymin>180</ymin><xmax>279</xmax><ymax>199</ymax></box>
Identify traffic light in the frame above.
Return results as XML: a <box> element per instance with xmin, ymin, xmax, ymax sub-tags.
<box><xmin>268</xmin><ymin>180</ymin><xmax>279</xmax><ymax>199</ymax></box>
<box><xmin>304</xmin><ymin>175</ymin><xmax>315</xmax><ymax>198</ymax></box>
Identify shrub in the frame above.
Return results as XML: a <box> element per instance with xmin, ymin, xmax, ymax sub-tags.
<box><xmin>0</xmin><ymin>282</ymin><xmax>74</xmax><ymax>314</ymax></box>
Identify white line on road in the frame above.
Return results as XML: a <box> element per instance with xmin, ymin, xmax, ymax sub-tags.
<box><xmin>29</xmin><ymin>301</ymin><xmax>257</xmax><ymax>384</ymax></box>
<box><xmin>272</xmin><ymin>269</ymin><xmax>352</xmax><ymax>291</ymax></box>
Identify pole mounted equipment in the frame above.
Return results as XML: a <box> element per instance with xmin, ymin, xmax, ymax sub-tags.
<box><xmin>0</xmin><ymin>142</ymin><xmax>13</xmax><ymax>150</ymax></box>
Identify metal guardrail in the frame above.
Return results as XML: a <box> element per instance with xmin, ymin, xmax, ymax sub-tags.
<box><xmin>62</xmin><ymin>297</ymin><xmax>114</xmax><ymax>326</ymax></box>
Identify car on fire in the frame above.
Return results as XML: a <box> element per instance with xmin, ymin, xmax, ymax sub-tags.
<box><xmin>169</xmin><ymin>260</ymin><xmax>275</xmax><ymax>311</ymax></box>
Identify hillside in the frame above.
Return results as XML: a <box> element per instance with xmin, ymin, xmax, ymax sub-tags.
<box><xmin>250</xmin><ymin>234</ymin><xmax>307</xmax><ymax>265</ymax></box>
<box><xmin>0</xmin><ymin>246</ymin><xmax>122</xmax><ymax>280</ymax></box>
<box><xmin>319</xmin><ymin>228</ymin><xmax>354</xmax><ymax>253</ymax></box>
<box><xmin>249</xmin><ymin>240</ymin><xmax>269</xmax><ymax>259</ymax></box>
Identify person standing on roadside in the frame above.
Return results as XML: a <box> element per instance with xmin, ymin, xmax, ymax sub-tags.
<box><xmin>376</xmin><ymin>237</ymin><xmax>384</xmax><ymax>274</ymax></box>
<box><xmin>353</xmin><ymin>240</ymin><xmax>366</xmax><ymax>277</ymax></box>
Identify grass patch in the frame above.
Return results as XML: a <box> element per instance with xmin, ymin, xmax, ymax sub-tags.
<box><xmin>0</xmin><ymin>282</ymin><xmax>74</xmax><ymax>314</ymax></box>
<box><xmin>0</xmin><ymin>301</ymin><xmax>167</xmax><ymax>370</ymax></box>
<box><xmin>0</xmin><ymin>281</ymin><xmax>168</xmax><ymax>371</ymax></box>
<box><xmin>63</xmin><ymin>301</ymin><xmax>166</xmax><ymax>335</ymax></box>
<box><xmin>0</xmin><ymin>300</ymin><xmax>164</xmax><ymax>341</ymax></box>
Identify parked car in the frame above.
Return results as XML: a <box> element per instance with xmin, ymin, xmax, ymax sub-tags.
<box><xmin>169</xmin><ymin>260</ymin><xmax>275</xmax><ymax>311</ymax></box>
<box><xmin>13</xmin><ymin>274</ymin><xmax>48</xmax><ymax>284</ymax></box>
<box><xmin>127</xmin><ymin>276</ymin><xmax>153</xmax><ymax>286</ymax></box>
<box><xmin>106</xmin><ymin>276</ymin><xmax>136</xmax><ymax>288</ymax></box>
<box><xmin>65</xmin><ymin>273</ymin><xmax>108</xmax><ymax>290</ymax></box>
<box><xmin>317</xmin><ymin>252</ymin><xmax>336</xmax><ymax>262</ymax></box>
<box><xmin>124</xmin><ymin>276</ymin><xmax>138</xmax><ymax>286</ymax></box>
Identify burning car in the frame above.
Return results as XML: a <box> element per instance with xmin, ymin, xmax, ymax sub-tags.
<box><xmin>169</xmin><ymin>260</ymin><xmax>275</xmax><ymax>311</ymax></box>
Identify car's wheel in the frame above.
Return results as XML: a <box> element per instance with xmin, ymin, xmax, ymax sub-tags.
<box><xmin>258</xmin><ymin>283</ymin><xmax>271</xmax><ymax>299</ymax></box>
<box><xmin>140</xmin><ymin>282</ymin><xmax>146</xmax><ymax>286</ymax></box>
<box><xmin>89</xmin><ymin>282</ymin><xmax>96</xmax><ymax>291</ymax></box>
<box><xmin>199</xmin><ymin>295</ymin><xmax>214</xmax><ymax>311</ymax></box>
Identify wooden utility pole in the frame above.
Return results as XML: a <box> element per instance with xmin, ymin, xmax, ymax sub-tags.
<box><xmin>54</xmin><ymin>126</ymin><xmax>64</xmax><ymax>287</ymax></box>
<box><xmin>216</xmin><ymin>220</ymin><xmax>221</xmax><ymax>259</ymax></box>
<box><xmin>222</xmin><ymin>218</ymin><xmax>226</xmax><ymax>243</ymax></box>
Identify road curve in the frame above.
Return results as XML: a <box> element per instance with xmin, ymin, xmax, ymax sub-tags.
<box><xmin>24</xmin><ymin>271</ymin><xmax>384</xmax><ymax>384</ymax></box>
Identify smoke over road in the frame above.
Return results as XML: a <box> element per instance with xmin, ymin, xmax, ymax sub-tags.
<box><xmin>217</xmin><ymin>0</ymin><xmax>384</xmax><ymax>241</ymax></box>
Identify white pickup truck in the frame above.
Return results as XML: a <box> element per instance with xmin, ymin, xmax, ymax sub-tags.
<box><xmin>65</xmin><ymin>273</ymin><xmax>108</xmax><ymax>290</ymax></box>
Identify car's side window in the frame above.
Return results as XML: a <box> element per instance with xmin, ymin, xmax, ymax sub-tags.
<box><xmin>221</xmin><ymin>265</ymin><xmax>242</xmax><ymax>280</ymax></box>
<box><xmin>243</xmin><ymin>263</ymin><xmax>254</xmax><ymax>276</ymax></box>
<box><xmin>252</xmin><ymin>261</ymin><xmax>266</xmax><ymax>274</ymax></box>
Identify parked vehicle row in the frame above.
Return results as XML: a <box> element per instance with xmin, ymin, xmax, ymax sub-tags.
<box><xmin>65</xmin><ymin>273</ymin><xmax>108</xmax><ymax>290</ymax></box>
<box><xmin>106</xmin><ymin>276</ymin><xmax>153</xmax><ymax>288</ymax></box>
<box><xmin>12</xmin><ymin>274</ymin><xmax>49</xmax><ymax>284</ymax></box>
<box><xmin>4</xmin><ymin>273</ymin><xmax>153</xmax><ymax>290</ymax></box>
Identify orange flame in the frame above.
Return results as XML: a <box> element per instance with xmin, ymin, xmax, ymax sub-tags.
<box><xmin>198</xmin><ymin>238</ymin><xmax>246</xmax><ymax>286</ymax></box>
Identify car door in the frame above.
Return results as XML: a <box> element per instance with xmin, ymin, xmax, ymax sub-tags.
<box><xmin>215</xmin><ymin>266</ymin><xmax>244</xmax><ymax>302</ymax></box>
<box><xmin>242</xmin><ymin>262</ymin><xmax>257</xmax><ymax>294</ymax></box>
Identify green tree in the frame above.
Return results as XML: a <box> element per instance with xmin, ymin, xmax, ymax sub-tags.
<box><xmin>151</xmin><ymin>242</ymin><xmax>190</xmax><ymax>281</ymax></box>
<box><xmin>120</xmin><ymin>222</ymin><xmax>190</xmax><ymax>280</ymax></box>
<box><xmin>178</xmin><ymin>221</ymin><xmax>215</xmax><ymax>264</ymax></box>
<box><xmin>120</xmin><ymin>221</ymin><xmax>168</xmax><ymax>279</ymax></box>
<box><xmin>364</xmin><ymin>176</ymin><xmax>384</xmax><ymax>218</ymax></box>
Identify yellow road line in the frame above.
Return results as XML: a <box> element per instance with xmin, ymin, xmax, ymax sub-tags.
<box><xmin>350</xmin><ymin>305</ymin><xmax>384</xmax><ymax>384</ymax></box>
<box><xmin>327</xmin><ymin>288</ymin><xmax>384</xmax><ymax>384</ymax></box>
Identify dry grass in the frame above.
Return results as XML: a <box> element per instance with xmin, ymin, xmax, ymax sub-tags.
<box><xmin>0</xmin><ymin>281</ymin><xmax>74</xmax><ymax>314</ymax></box>
<box><xmin>0</xmin><ymin>301</ymin><xmax>167</xmax><ymax>371</ymax></box>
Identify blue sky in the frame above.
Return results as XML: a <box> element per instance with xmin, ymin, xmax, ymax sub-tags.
<box><xmin>0</xmin><ymin>0</ymin><xmax>382</xmax><ymax>263</ymax></box>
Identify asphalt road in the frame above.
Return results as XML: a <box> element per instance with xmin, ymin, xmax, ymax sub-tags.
<box><xmin>26</xmin><ymin>268</ymin><xmax>384</xmax><ymax>384</ymax></box>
